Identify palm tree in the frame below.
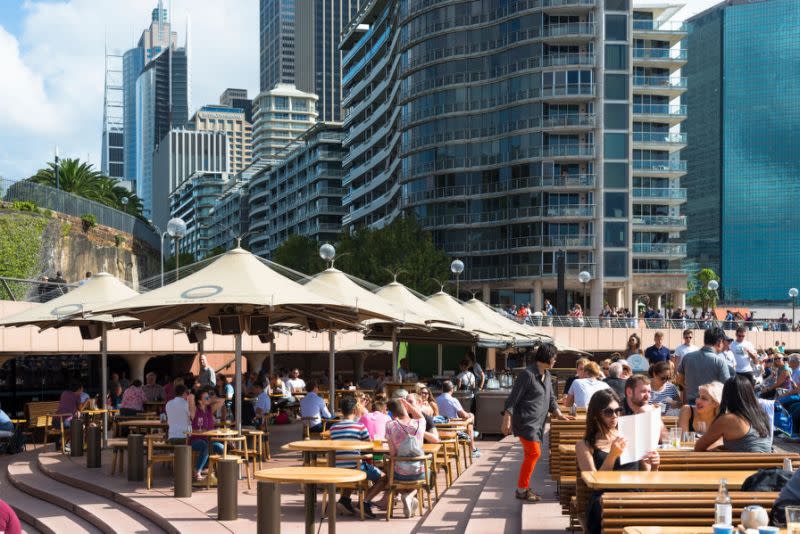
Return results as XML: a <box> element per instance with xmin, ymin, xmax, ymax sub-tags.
<box><xmin>28</xmin><ymin>158</ymin><xmax>145</xmax><ymax>217</ymax></box>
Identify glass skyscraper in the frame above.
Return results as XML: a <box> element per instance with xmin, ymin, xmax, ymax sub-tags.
<box><xmin>685</xmin><ymin>0</ymin><xmax>800</xmax><ymax>302</ymax></box>
<box><xmin>259</xmin><ymin>0</ymin><xmax>296</xmax><ymax>91</ymax></box>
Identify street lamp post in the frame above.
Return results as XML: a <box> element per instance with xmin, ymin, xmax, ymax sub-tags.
<box><xmin>707</xmin><ymin>280</ymin><xmax>719</xmax><ymax>314</ymax></box>
<box><xmin>790</xmin><ymin>288</ymin><xmax>798</xmax><ymax>325</ymax></box>
<box><xmin>450</xmin><ymin>259</ymin><xmax>465</xmax><ymax>299</ymax></box>
<box><xmin>578</xmin><ymin>270</ymin><xmax>591</xmax><ymax>312</ymax></box>
<box><xmin>167</xmin><ymin>217</ymin><xmax>187</xmax><ymax>281</ymax></box>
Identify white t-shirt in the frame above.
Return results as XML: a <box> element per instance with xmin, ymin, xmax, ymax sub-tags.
<box><xmin>567</xmin><ymin>377</ymin><xmax>610</xmax><ymax>408</ymax></box>
<box><xmin>730</xmin><ymin>339</ymin><xmax>756</xmax><ymax>373</ymax></box>
<box><xmin>286</xmin><ymin>378</ymin><xmax>306</xmax><ymax>394</ymax></box>
<box><xmin>165</xmin><ymin>397</ymin><xmax>192</xmax><ymax>440</ymax></box>
<box><xmin>456</xmin><ymin>370</ymin><xmax>476</xmax><ymax>390</ymax></box>
<box><xmin>673</xmin><ymin>343</ymin><xmax>698</xmax><ymax>368</ymax></box>
<box><xmin>721</xmin><ymin>349</ymin><xmax>736</xmax><ymax>371</ymax></box>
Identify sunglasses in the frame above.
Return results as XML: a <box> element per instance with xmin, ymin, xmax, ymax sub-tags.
<box><xmin>684</xmin><ymin>335</ymin><xmax>693</xmax><ymax>339</ymax></box>
<box><xmin>658</xmin><ymin>375</ymin><xmax>671</xmax><ymax>381</ymax></box>
<box><xmin>601</xmin><ymin>407</ymin><xmax>624</xmax><ymax>418</ymax></box>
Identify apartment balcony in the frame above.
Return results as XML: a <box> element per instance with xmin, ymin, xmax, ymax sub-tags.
<box><xmin>633</xmin><ymin>104</ymin><xmax>687</xmax><ymax>126</ymax></box>
<box><xmin>633</xmin><ymin>159</ymin><xmax>687</xmax><ymax>177</ymax></box>
<box><xmin>540</xmin><ymin>0</ymin><xmax>596</xmax><ymax>14</ymax></box>
<box><xmin>540</xmin><ymin>143</ymin><xmax>595</xmax><ymax>160</ymax></box>
<box><xmin>632</xmin><ymin>132</ymin><xmax>687</xmax><ymax>151</ymax></box>
<box><xmin>541</xmin><ymin>22</ymin><xmax>596</xmax><ymax>42</ymax></box>
<box><xmin>632</xmin><ymin>187</ymin><xmax>687</xmax><ymax>204</ymax></box>
<box><xmin>540</xmin><ymin>113</ymin><xmax>596</xmax><ymax>132</ymax></box>
<box><xmin>633</xmin><ymin>242</ymin><xmax>687</xmax><ymax>258</ymax></box>
<box><xmin>542</xmin><ymin>204</ymin><xmax>596</xmax><ymax>219</ymax></box>
<box><xmin>633</xmin><ymin>47</ymin><xmax>688</xmax><ymax>68</ymax></box>
<box><xmin>633</xmin><ymin>76</ymin><xmax>688</xmax><ymax>96</ymax></box>
<box><xmin>632</xmin><ymin>215</ymin><xmax>687</xmax><ymax>231</ymax></box>
<box><xmin>540</xmin><ymin>83</ymin><xmax>596</xmax><ymax>102</ymax></box>
<box><xmin>541</xmin><ymin>53</ymin><xmax>595</xmax><ymax>69</ymax></box>
<box><xmin>542</xmin><ymin>235</ymin><xmax>595</xmax><ymax>248</ymax></box>
<box><xmin>632</xmin><ymin>20</ymin><xmax>688</xmax><ymax>42</ymax></box>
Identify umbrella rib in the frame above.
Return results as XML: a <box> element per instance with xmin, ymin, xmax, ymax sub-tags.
<box><xmin>141</xmin><ymin>306</ymin><xmax>207</xmax><ymax>331</ymax></box>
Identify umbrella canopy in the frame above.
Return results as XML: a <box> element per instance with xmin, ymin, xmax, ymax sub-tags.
<box><xmin>92</xmin><ymin>248</ymin><xmax>393</xmax><ymax>330</ymax></box>
<box><xmin>0</xmin><ymin>272</ymin><xmax>140</xmax><ymax>330</ymax></box>
<box><xmin>461</xmin><ymin>298</ymin><xmax>550</xmax><ymax>346</ymax></box>
<box><xmin>425</xmin><ymin>291</ymin><xmax>515</xmax><ymax>348</ymax></box>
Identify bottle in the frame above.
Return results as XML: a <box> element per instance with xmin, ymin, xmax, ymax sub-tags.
<box><xmin>715</xmin><ymin>478</ymin><xmax>732</xmax><ymax>525</ymax></box>
<box><xmin>785</xmin><ymin>457</ymin><xmax>794</xmax><ymax>473</ymax></box>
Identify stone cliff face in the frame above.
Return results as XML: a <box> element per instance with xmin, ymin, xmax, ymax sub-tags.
<box><xmin>0</xmin><ymin>206</ymin><xmax>159</xmax><ymax>289</ymax></box>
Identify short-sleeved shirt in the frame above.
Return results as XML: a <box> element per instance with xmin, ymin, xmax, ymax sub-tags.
<box><xmin>456</xmin><ymin>370</ymin><xmax>476</xmax><ymax>390</ymax></box>
<box><xmin>329</xmin><ymin>419</ymin><xmax>370</xmax><ymax>468</ymax></box>
<box><xmin>57</xmin><ymin>390</ymin><xmax>81</xmax><ymax>420</ymax></box>
<box><xmin>254</xmin><ymin>391</ymin><xmax>271</xmax><ymax>416</ymax></box>
<box><xmin>678</xmin><ymin>347</ymin><xmax>733</xmax><ymax>404</ymax></box>
<box><xmin>120</xmin><ymin>386</ymin><xmax>146</xmax><ymax>411</ymax></box>
<box><xmin>224</xmin><ymin>383</ymin><xmax>234</xmax><ymax>400</ymax></box>
<box><xmin>142</xmin><ymin>383</ymin><xmax>164</xmax><ymax>402</ymax></box>
<box><xmin>0</xmin><ymin>497</ymin><xmax>21</xmax><ymax>534</ymax></box>
<box><xmin>286</xmin><ymin>378</ymin><xmax>306</xmax><ymax>394</ymax></box>
<box><xmin>436</xmin><ymin>393</ymin><xmax>464</xmax><ymax>419</ymax></box>
<box><xmin>731</xmin><ymin>339</ymin><xmax>756</xmax><ymax>373</ymax></box>
<box><xmin>566</xmin><ymin>377</ymin><xmax>610</xmax><ymax>408</ymax></box>
<box><xmin>503</xmin><ymin>364</ymin><xmax>558</xmax><ymax>442</ymax></box>
<box><xmin>198</xmin><ymin>367</ymin><xmax>216</xmax><ymax>388</ymax></box>
<box><xmin>299</xmin><ymin>391</ymin><xmax>331</xmax><ymax>425</ymax></box>
<box><xmin>165</xmin><ymin>397</ymin><xmax>192</xmax><ymax>440</ymax></box>
<box><xmin>645</xmin><ymin>345</ymin><xmax>670</xmax><ymax>364</ymax></box>
<box><xmin>385</xmin><ymin>418</ymin><xmax>426</xmax><ymax>476</ymax></box>
<box><xmin>721</xmin><ymin>350</ymin><xmax>736</xmax><ymax>371</ymax></box>
<box><xmin>471</xmin><ymin>362</ymin><xmax>484</xmax><ymax>383</ymax></box>
<box><xmin>359</xmin><ymin>411</ymin><xmax>392</xmax><ymax>440</ymax></box>
<box><xmin>673</xmin><ymin>343</ymin><xmax>698</xmax><ymax>369</ymax></box>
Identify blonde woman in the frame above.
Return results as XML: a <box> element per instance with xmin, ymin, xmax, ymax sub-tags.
<box><xmin>678</xmin><ymin>381</ymin><xmax>723</xmax><ymax>438</ymax></box>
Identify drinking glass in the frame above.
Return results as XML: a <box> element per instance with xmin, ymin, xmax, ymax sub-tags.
<box><xmin>785</xmin><ymin>505</ymin><xmax>800</xmax><ymax>534</ymax></box>
<box><xmin>695</xmin><ymin>421</ymin><xmax>707</xmax><ymax>438</ymax></box>
<box><xmin>682</xmin><ymin>431</ymin><xmax>696</xmax><ymax>444</ymax></box>
<box><xmin>669</xmin><ymin>427</ymin><xmax>682</xmax><ymax>448</ymax></box>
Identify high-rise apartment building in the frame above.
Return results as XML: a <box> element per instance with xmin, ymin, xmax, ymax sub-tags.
<box><xmin>170</xmin><ymin>172</ymin><xmax>227</xmax><ymax>259</ymax></box>
<box><xmin>252</xmin><ymin>83</ymin><xmax>318</xmax><ymax>160</ymax></box>
<box><xmin>341</xmin><ymin>0</ymin><xmax>688</xmax><ymax>312</ymax></box>
<box><xmin>248</xmin><ymin>122</ymin><xmax>346</xmax><ymax>258</ymax></box>
<box><xmin>220</xmin><ymin>88</ymin><xmax>254</xmax><ymax>123</ymax></box>
<box><xmin>190</xmin><ymin>105</ymin><xmax>253</xmax><ymax>174</ymax></box>
<box><xmin>684</xmin><ymin>0</ymin><xmax>800</xmax><ymax>302</ymax></box>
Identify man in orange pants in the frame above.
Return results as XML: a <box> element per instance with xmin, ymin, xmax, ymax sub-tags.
<box><xmin>502</xmin><ymin>343</ymin><xmax>573</xmax><ymax>501</ymax></box>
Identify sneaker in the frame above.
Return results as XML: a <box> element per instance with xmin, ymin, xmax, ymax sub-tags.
<box><xmin>337</xmin><ymin>498</ymin><xmax>356</xmax><ymax>516</ymax></box>
<box><xmin>401</xmin><ymin>493</ymin><xmax>415</xmax><ymax>518</ymax></box>
<box><xmin>363</xmin><ymin>502</ymin><xmax>376</xmax><ymax>519</ymax></box>
<box><xmin>473</xmin><ymin>430</ymin><xmax>480</xmax><ymax>439</ymax></box>
<box><xmin>472</xmin><ymin>449</ymin><xmax>481</xmax><ymax>458</ymax></box>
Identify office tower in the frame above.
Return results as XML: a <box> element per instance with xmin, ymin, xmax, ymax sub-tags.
<box><xmin>252</xmin><ymin>83</ymin><xmax>318</xmax><ymax>160</ymax></box>
<box><xmin>152</xmin><ymin>129</ymin><xmax>228</xmax><ymax>233</ymax></box>
<box><xmin>259</xmin><ymin>0</ymin><xmax>296</xmax><ymax>91</ymax></box>
<box><xmin>248</xmin><ymin>123</ymin><xmax>346</xmax><ymax>258</ymax></box>
<box><xmin>134</xmin><ymin>45</ymin><xmax>189</xmax><ymax>219</ymax></box>
<box><xmin>341</xmin><ymin>0</ymin><xmax>688</xmax><ymax>312</ymax></box>
<box><xmin>684</xmin><ymin>0</ymin><xmax>800</xmax><ymax>302</ymax></box>
<box><xmin>122</xmin><ymin>1</ymin><xmax>177</xmax><ymax>184</ymax></box>
<box><xmin>101</xmin><ymin>48</ymin><xmax>126</xmax><ymax>185</ymax></box>
<box><xmin>189</xmin><ymin>105</ymin><xmax>253</xmax><ymax>174</ymax></box>
<box><xmin>170</xmin><ymin>171</ymin><xmax>227</xmax><ymax>259</ymax></box>
<box><xmin>220</xmin><ymin>88</ymin><xmax>254</xmax><ymax>123</ymax></box>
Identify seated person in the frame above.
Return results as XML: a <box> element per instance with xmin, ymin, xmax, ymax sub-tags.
<box><xmin>622</xmin><ymin>375</ymin><xmax>655</xmax><ymax>416</ymax></box>
<box><xmin>329</xmin><ymin>397</ymin><xmax>386</xmax><ymax>519</ymax></box>
<box><xmin>564</xmin><ymin>358</ymin><xmax>590</xmax><ymax>394</ymax></box>
<box><xmin>436</xmin><ymin>380</ymin><xmax>479</xmax><ymax>458</ymax></box>
<box><xmin>385</xmin><ymin>398</ymin><xmax>428</xmax><ymax>518</ymax></box>
<box><xmin>119</xmin><ymin>379</ymin><xmax>146</xmax><ymax>416</ymax></box>
<box><xmin>0</xmin><ymin>402</ymin><xmax>14</xmax><ymax>434</ymax></box>
<box><xmin>190</xmin><ymin>388</ymin><xmax>226</xmax><ymax>480</ymax></box>
<box><xmin>678</xmin><ymin>381</ymin><xmax>723</xmax><ymax>439</ymax></box>
<box><xmin>406</xmin><ymin>393</ymin><xmax>440</xmax><ymax>443</ymax></box>
<box><xmin>358</xmin><ymin>372</ymin><xmax>379</xmax><ymax>391</ymax></box>
<box><xmin>285</xmin><ymin>368</ymin><xmax>306</xmax><ymax>405</ymax></box>
<box><xmin>299</xmin><ymin>380</ymin><xmax>332</xmax><ymax>433</ymax></box>
<box><xmin>142</xmin><ymin>372</ymin><xmax>165</xmax><ymax>402</ymax></box>
<box><xmin>761</xmin><ymin>356</ymin><xmax>793</xmax><ymax>399</ymax></box>
<box><xmin>575</xmin><ymin>389</ymin><xmax>660</xmax><ymax>534</ymax></box>
<box><xmin>695</xmin><ymin>375</ymin><xmax>772</xmax><ymax>453</ymax></box>
<box><xmin>268</xmin><ymin>374</ymin><xmax>290</xmax><ymax>410</ymax></box>
<box><xmin>252</xmin><ymin>380</ymin><xmax>271</xmax><ymax>428</ymax></box>
<box><xmin>358</xmin><ymin>399</ymin><xmax>392</xmax><ymax>440</ymax></box>
<box><xmin>165</xmin><ymin>385</ymin><xmax>195</xmax><ymax>444</ymax></box>
<box><xmin>603</xmin><ymin>362</ymin><xmax>628</xmax><ymax>401</ymax></box>
<box><xmin>564</xmin><ymin>361</ymin><xmax>610</xmax><ymax>408</ymax></box>
<box><xmin>647</xmin><ymin>361</ymin><xmax>681</xmax><ymax>413</ymax></box>
<box><xmin>56</xmin><ymin>381</ymin><xmax>83</xmax><ymax>428</ymax></box>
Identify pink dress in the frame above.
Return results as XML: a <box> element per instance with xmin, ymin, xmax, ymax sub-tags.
<box><xmin>358</xmin><ymin>411</ymin><xmax>392</xmax><ymax>440</ymax></box>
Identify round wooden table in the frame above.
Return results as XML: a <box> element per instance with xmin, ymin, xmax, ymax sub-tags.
<box><xmin>285</xmin><ymin>439</ymin><xmax>370</xmax><ymax>466</ymax></box>
<box><xmin>254</xmin><ymin>466</ymin><xmax>366</xmax><ymax>534</ymax></box>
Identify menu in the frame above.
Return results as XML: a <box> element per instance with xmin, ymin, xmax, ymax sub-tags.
<box><xmin>617</xmin><ymin>409</ymin><xmax>662</xmax><ymax>464</ymax></box>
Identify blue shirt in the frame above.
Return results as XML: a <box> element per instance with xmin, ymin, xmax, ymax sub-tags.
<box><xmin>254</xmin><ymin>391</ymin><xmax>271</xmax><ymax>416</ymax></box>
<box><xmin>436</xmin><ymin>392</ymin><xmax>464</xmax><ymax>419</ymax></box>
<box><xmin>0</xmin><ymin>409</ymin><xmax>10</xmax><ymax>425</ymax></box>
<box><xmin>645</xmin><ymin>344</ymin><xmax>670</xmax><ymax>364</ymax></box>
<box><xmin>300</xmin><ymin>391</ymin><xmax>332</xmax><ymax>425</ymax></box>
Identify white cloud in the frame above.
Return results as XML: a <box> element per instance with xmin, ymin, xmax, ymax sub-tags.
<box><xmin>0</xmin><ymin>0</ymin><xmax>258</xmax><ymax>180</ymax></box>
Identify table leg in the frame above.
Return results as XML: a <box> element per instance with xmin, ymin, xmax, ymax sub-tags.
<box><xmin>328</xmin><ymin>450</ymin><xmax>336</xmax><ymax>468</ymax></box>
<box><xmin>257</xmin><ymin>481</ymin><xmax>281</xmax><ymax>534</ymax></box>
<box><xmin>302</xmin><ymin>452</ymin><xmax>310</xmax><ymax>466</ymax></box>
<box><xmin>327</xmin><ymin>484</ymin><xmax>336</xmax><ymax>534</ymax></box>
<box><xmin>304</xmin><ymin>483</ymin><xmax>316</xmax><ymax>534</ymax></box>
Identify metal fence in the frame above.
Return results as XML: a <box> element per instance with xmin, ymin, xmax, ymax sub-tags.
<box><xmin>510</xmin><ymin>315</ymin><xmax>799</xmax><ymax>332</ymax></box>
<box><xmin>1</xmin><ymin>178</ymin><xmax>161</xmax><ymax>250</ymax></box>
<box><xmin>0</xmin><ymin>277</ymin><xmax>76</xmax><ymax>302</ymax></box>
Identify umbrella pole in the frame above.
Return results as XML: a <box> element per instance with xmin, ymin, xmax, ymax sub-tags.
<box><xmin>328</xmin><ymin>331</ymin><xmax>335</xmax><ymax>411</ymax></box>
<box><xmin>437</xmin><ymin>344</ymin><xmax>443</xmax><ymax>376</ymax></box>
<box><xmin>392</xmin><ymin>328</ymin><xmax>398</xmax><ymax>382</ymax></box>
<box><xmin>235</xmin><ymin>333</ymin><xmax>243</xmax><ymax>433</ymax></box>
<box><xmin>101</xmin><ymin>323</ymin><xmax>108</xmax><ymax>448</ymax></box>
<box><xmin>269</xmin><ymin>334</ymin><xmax>275</xmax><ymax>376</ymax></box>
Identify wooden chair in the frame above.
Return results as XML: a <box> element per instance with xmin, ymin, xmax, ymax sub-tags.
<box><xmin>43</xmin><ymin>414</ymin><xmax>71</xmax><ymax>454</ymax></box>
<box><xmin>207</xmin><ymin>436</ymin><xmax>253</xmax><ymax>490</ymax></box>
<box><xmin>385</xmin><ymin>454</ymin><xmax>433</xmax><ymax>521</ymax></box>
<box><xmin>320</xmin><ymin>455</ymin><xmax>371</xmax><ymax>521</ymax></box>
<box><xmin>242</xmin><ymin>428</ymin><xmax>269</xmax><ymax>469</ymax></box>
<box><xmin>437</xmin><ymin>430</ymin><xmax>462</xmax><ymax>482</ymax></box>
<box><xmin>146</xmin><ymin>435</ymin><xmax>178</xmax><ymax>489</ymax></box>
<box><xmin>302</xmin><ymin>417</ymin><xmax>324</xmax><ymax>440</ymax></box>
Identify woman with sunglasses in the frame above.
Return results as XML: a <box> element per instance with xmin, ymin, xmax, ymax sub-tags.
<box><xmin>648</xmin><ymin>362</ymin><xmax>681</xmax><ymax>413</ymax></box>
<box><xmin>576</xmin><ymin>389</ymin><xmax>660</xmax><ymax>534</ymax></box>
<box><xmin>417</xmin><ymin>386</ymin><xmax>439</xmax><ymax>416</ymax></box>
<box><xmin>190</xmin><ymin>387</ymin><xmax>226</xmax><ymax>481</ymax></box>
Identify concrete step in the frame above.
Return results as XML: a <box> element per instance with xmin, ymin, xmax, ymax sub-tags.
<box><xmin>20</xmin><ymin>520</ymin><xmax>41</xmax><ymax>534</ymax></box>
<box><xmin>0</xmin><ymin>462</ymin><xmax>101</xmax><ymax>534</ymax></box>
<box><xmin>7</xmin><ymin>456</ymin><xmax>163</xmax><ymax>534</ymax></box>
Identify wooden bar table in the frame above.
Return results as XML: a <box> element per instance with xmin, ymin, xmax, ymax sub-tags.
<box><xmin>285</xmin><ymin>439</ymin><xmax>371</xmax><ymax>466</ymax></box>
<box><xmin>255</xmin><ymin>466</ymin><xmax>365</xmax><ymax>534</ymax></box>
<box><xmin>581</xmin><ymin>470</ymin><xmax>755</xmax><ymax>491</ymax></box>
<box><xmin>117</xmin><ymin>419</ymin><xmax>168</xmax><ymax>434</ymax></box>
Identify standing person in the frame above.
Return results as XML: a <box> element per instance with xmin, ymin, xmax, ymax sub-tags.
<box><xmin>397</xmin><ymin>358</ymin><xmax>414</xmax><ymax>382</ymax></box>
<box><xmin>624</xmin><ymin>334</ymin><xmax>648</xmax><ymax>373</ymax></box>
<box><xmin>119</xmin><ymin>379</ymin><xmax>146</xmax><ymax>416</ymax></box>
<box><xmin>676</xmin><ymin>327</ymin><xmax>732</xmax><ymax>405</ymax></box>
<box><xmin>52</xmin><ymin>271</ymin><xmax>68</xmax><ymax>296</ymax></box>
<box><xmin>720</xmin><ymin>336</ymin><xmax>737</xmax><ymax>372</ymax></box>
<box><xmin>644</xmin><ymin>332</ymin><xmax>670</xmax><ymax>365</ymax></box>
<box><xmin>197</xmin><ymin>355</ymin><xmax>216</xmax><ymax>388</ymax></box>
<box><xmin>501</xmin><ymin>343</ymin><xmax>573</xmax><ymax>502</ymax></box>
<box><xmin>575</xmin><ymin>389</ymin><xmax>660</xmax><ymax>534</ymax></box>
<box><xmin>455</xmin><ymin>359</ymin><xmax>476</xmax><ymax>390</ymax></box>
<box><xmin>564</xmin><ymin>362</ymin><xmax>610</xmax><ymax>409</ymax></box>
<box><xmin>466</xmin><ymin>352</ymin><xmax>486</xmax><ymax>391</ymax></box>
<box><xmin>694</xmin><ymin>375</ymin><xmax>772</xmax><ymax>453</ymax></box>
<box><xmin>731</xmin><ymin>326</ymin><xmax>759</xmax><ymax>382</ymax></box>
<box><xmin>672</xmin><ymin>329</ymin><xmax>698</xmax><ymax>370</ymax></box>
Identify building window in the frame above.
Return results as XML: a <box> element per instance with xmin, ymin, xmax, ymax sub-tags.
<box><xmin>604</xmin><ymin>221</ymin><xmax>627</xmax><ymax>247</ymax></box>
<box><xmin>605</xmin><ymin>74</ymin><xmax>628</xmax><ymax>99</ymax></box>
<box><xmin>605</xmin><ymin>44</ymin><xmax>628</xmax><ymax>70</ymax></box>
<box><xmin>604</xmin><ymin>251</ymin><xmax>628</xmax><ymax>277</ymax></box>
<box><xmin>604</xmin><ymin>133</ymin><xmax>628</xmax><ymax>159</ymax></box>
<box><xmin>604</xmin><ymin>162</ymin><xmax>629</xmax><ymax>188</ymax></box>
<box><xmin>606</xmin><ymin>15</ymin><xmax>628</xmax><ymax>40</ymax></box>
<box><xmin>605</xmin><ymin>0</ymin><xmax>630</xmax><ymax>10</ymax></box>
<box><xmin>604</xmin><ymin>192</ymin><xmax>628</xmax><ymax>218</ymax></box>
<box><xmin>604</xmin><ymin>103</ymin><xmax>629</xmax><ymax>129</ymax></box>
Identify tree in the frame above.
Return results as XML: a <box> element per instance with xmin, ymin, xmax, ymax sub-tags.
<box><xmin>28</xmin><ymin>158</ymin><xmax>145</xmax><ymax>217</ymax></box>
<box><xmin>163</xmin><ymin>252</ymin><xmax>196</xmax><ymax>272</ymax></box>
<box><xmin>272</xmin><ymin>235</ymin><xmax>325</xmax><ymax>275</ymax></box>
<box><xmin>687</xmin><ymin>268</ymin><xmax>720</xmax><ymax>312</ymax></box>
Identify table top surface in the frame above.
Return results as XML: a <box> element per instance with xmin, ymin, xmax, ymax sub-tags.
<box><xmin>118</xmin><ymin>420</ymin><xmax>168</xmax><ymax>427</ymax></box>
<box><xmin>286</xmin><ymin>440</ymin><xmax>372</xmax><ymax>452</ymax></box>
<box><xmin>189</xmin><ymin>429</ymin><xmax>240</xmax><ymax>437</ymax></box>
<box><xmin>581</xmin><ymin>470</ymin><xmax>753</xmax><ymax>490</ymax></box>
<box><xmin>83</xmin><ymin>409</ymin><xmax>118</xmax><ymax>415</ymax></box>
<box><xmin>255</xmin><ymin>467</ymin><xmax>367</xmax><ymax>484</ymax></box>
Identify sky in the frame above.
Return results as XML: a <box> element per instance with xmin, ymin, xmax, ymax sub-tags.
<box><xmin>0</xmin><ymin>0</ymin><xmax>720</xmax><ymax>181</ymax></box>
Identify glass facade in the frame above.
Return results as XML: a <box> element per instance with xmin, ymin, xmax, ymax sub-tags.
<box><xmin>260</xmin><ymin>0</ymin><xmax>296</xmax><ymax>91</ymax></box>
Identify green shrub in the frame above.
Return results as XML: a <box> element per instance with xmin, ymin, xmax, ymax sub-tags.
<box><xmin>40</xmin><ymin>208</ymin><xmax>52</xmax><ymax>218</ymax></box>
<box><xmin>61</xmin><ymin>222</ymin><xmax>72</xmax><ymax>237</ymax></box>
<box><xmin>114</xmin><ymin>234</ymin><xmax>125</xmax><ymax>247</ymax></box>
<box><xmin>12</xmin><ymin>201</ymin><xmax>36</xmax><ymax>212</ymax></box>
<box><xmin>80</xmin><ymin>213</ymin><xmax>97</xmax><ymax>231</ymax></box>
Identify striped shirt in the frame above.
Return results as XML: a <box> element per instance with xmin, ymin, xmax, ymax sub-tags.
<box><xmin>649</xmin><ymin>382</ymin><xmax>680</xmax><ymax>407</ymax></box>
<box><xmin>329</xmin><ymin>419</ymin><xmax>370</xmax><ymax>468</ymax></box>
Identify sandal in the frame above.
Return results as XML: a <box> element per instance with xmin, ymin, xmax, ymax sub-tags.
<box><xmin>515</xmin><ymin>489</ymin><xmax>541</xmax><ymax>502</ymax></box>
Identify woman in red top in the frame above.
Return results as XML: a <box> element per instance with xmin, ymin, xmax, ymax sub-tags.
<box><xmin>190</xmin><ymin>388</ymin><xmax>226</xmax><ymax>480</ymax></box>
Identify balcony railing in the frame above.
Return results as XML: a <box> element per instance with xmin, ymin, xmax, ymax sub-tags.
<box><xmin>632</xmin><ymin>20</ymin><xmax>688</xmax><ymax>33</ymax></box>
<box><xmin>632</xmin><ymin>243</ymin><xmax>687</xmax><ymax>255</ymax></box>
<box><xmin>633</xmin><ymin>132</ymin><xmax>687</xmax><ymax>144</ymax></box>
<box><xmin>632</xmin><ymin>188</ymin><xmax>687</xmax><ymax>200</ymax></box>
<box><xmin>541</xmin><ymin>0</ymin><xmax>596</xmax><ymax>8</ymax></box>
<box><xmin>540</xmin><ymin>144</ymin><xmax>595</xmax><ymax>158</ymax></box>
<box><xmin>633</xmin><ymin>104</ymin><xmax>687</xmax><ymax>117</ymax></box>
<box><xmin>633</xmin><ymin>76</ymin><xmax>688</xmax><ymax>90</ymax></box>
<box><xmin>542</xmin><ymin>113</ymin><xmax>596</xmax><ymax>128</ymax></box>
<box><xmin>544</xmin><ymin>204</ymin><xmax>595</xmax><ymax>217</ymax></box>
<box><xmin>543</xmin><ymin>235</ymin><xmax>595</xmax><ymax>247</ymax></box>
<box><xmin>633</xmin><ymin>160</ymin><xmax>688</xmax><ymax>172</ymax></box>
<box><xmin>542</xmin><ymin>53</ymin><xmax>595</xmax><ymax>68</ymax></box>
<box><xmin>632</xmin><ymin>215</ymin><xmax>687</xmax><ymax>228</ymax></box>
<box><xmin>633</xmin><ymin>48</ymin><xmax>688</xmax><ymax>61</ymax></box>
<box><xmin>542</xmin><ymin>22</ymin><xmax>596</xmax><ymax>38</ymax></box>
<box><xmin>542</xmin><ymin>83</ymin><xmax>596</xmax><ymax>98</ymax></box>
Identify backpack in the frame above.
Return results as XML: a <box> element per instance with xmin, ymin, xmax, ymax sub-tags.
<box><xmin>396</xmin><ymin>421</ymin><xmax>424</xmax><ymax>474</ymax></box>
<box><xmin>742</xmin><ymin>468</ymin><xmax>792</xmax><ymax>492</ymax></box>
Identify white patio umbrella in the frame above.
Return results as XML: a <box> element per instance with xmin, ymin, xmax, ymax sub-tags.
<box><xmin>0</xmin><ymin>272</ymin><xmax>140</xmax><ymax>443</ymax></box>
<box><xmin>92</xmin><ymin>248</ymin><xmax>393</xmax><ymax>431</ymax></box>
<box><xmin>461</xmin><ymin>298</ymin><xmax>551</xmax><ymax>346</ymax></box>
